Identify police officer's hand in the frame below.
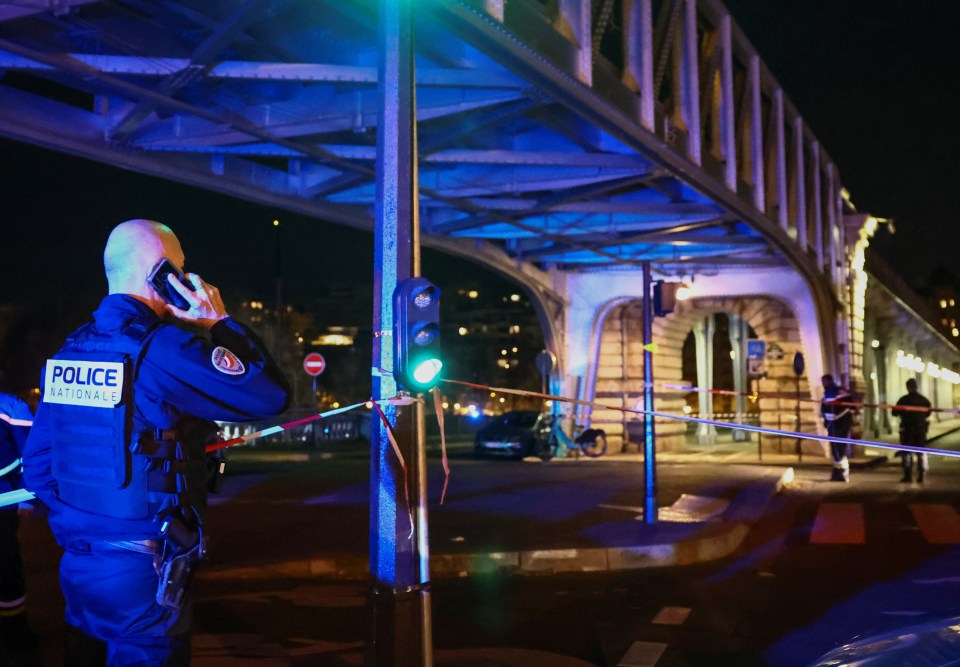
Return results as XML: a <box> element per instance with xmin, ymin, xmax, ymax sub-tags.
<box><xmin>166</xmin><ymin>272</ymin><xmax>229</xmax><ymax>329</ymax></box>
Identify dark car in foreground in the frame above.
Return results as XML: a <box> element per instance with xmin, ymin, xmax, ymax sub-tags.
<box><xmin>809</xmin><ymin>615</ymin><xmax>960</xmax><ymax>666</ymax></box>
<box><xmin>474</xmin><ymin>410</ymin><xmax>549</xmax><ymax>458</ymax></box>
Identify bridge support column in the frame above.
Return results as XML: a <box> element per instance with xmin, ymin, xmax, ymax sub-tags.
<box><xmin>693</xmin><ymin>315</ymin><xmax>717</xmax><ymax>445</ymax></box>
<box><xmin>729</xmin><ymin>313</ymin><xmax>750</xmax><ymax>442</ymax></box>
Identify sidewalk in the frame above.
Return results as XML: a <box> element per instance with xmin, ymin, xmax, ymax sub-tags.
<box><xmin>15</xmin><ymin>423</ymin><xmax>960</xmax><ymax>666</ymax></box>
<box><xmin>198</xmin><ymin>457</ymin><xmax>793</xmax><ymax>583</ymax></box>
<box><xmin>192</xmin><ymin>415</ymin><xmax>960</xmax><ymax>585</ymax></box>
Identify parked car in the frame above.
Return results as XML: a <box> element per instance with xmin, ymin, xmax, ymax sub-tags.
<box><xmin>809</xmin><ymin>615</ymin><xmax>960</xmax><ymax>666</ymax></box>
<box><xmin>474</xmin><ymin>410</ymin><xmax>550</xmax><ymax>458</ymax></box>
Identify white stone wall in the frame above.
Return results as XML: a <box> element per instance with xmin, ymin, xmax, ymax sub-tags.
<box><xmin>596</xmin><ymin>296</ymin><xmax>819</xmax><ymax>452</ymax></box>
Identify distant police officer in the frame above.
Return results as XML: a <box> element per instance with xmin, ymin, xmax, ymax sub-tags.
<box><xmin>894</xmin><ymin>378</ymin><xmax>932</xmax><ymax>483</ymax></box>
<box><xmin>0</xmin><ymin>393</ymin><xmax>39</xmax><ymax>650</ymax></box>
<box><xmin>821</xmin><ymin>374</ymin><xmax>854</xmax><ymax>482</ymax></box>
<box><xmin>23</xmin><ymin>219</ymin><xmax>290</xmax><ymax>665</ymax></box>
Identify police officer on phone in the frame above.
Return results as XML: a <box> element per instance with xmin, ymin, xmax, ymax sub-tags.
<box><xmin>22</xmin><ymin>219</ymin><xmax>290</xmax><ymax>665</ymax></box>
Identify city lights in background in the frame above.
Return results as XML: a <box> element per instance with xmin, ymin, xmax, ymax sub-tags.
<box><xmin>312</xmin><ymin>333</ymin><xmax>354</xmax><ymax>346</ymax></box>
<box><xmin>896</xmin><ymin>350</ymin><xmax>960</xmax><ymax>384</ymax></box>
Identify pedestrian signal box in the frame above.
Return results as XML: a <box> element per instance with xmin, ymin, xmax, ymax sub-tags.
<box><xmin>393</xmin><ymin>278</ymin><xmax>442</xmax><ymax>392</ymax></box>
<box><xmin>653</xmin><ymin>281</ymin><xmax>682</xmax><ymax>317</ymax></box>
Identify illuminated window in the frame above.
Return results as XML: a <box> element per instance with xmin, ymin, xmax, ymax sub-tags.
<box><xmin>509</xmin><ymin>325</ymin><xmax>520</xmax><ymax>334</ymax></box>
<box><xmin>458</xmin><ymin>327</ymin><xmax>468</xmax><ymax>336</ymax></box>
<box><xmin>509</xmin><ymin>294</ymin><xmax>520</xmax><ymax>302</ymax></box>
<box><xmin>952</xmin><ymin>299</ymin><xmax>956</xmax><ymax>306</ymax></box>
<box><xmin>953</xmin><ymin>328</ymin><xmax>959</xmax><ymax>337</ymax></box>
<box><xmin>467</xmin><ymin>290</ymin><xmax>479</xmax><ymax>299</ymax></box>
<box><xmin>941</xmin><ymin>299</ymin><xmax>948</xmax><ymax>308</ymax></box>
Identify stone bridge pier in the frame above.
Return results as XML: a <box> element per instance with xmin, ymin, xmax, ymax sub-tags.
<box><xmin>553</xmin><ymin>267</ymin><xmax>835</xmax><ymax>454</ymax></box>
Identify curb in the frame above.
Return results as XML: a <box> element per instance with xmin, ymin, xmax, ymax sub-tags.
<box><xmin>201</xmin><ymin>467</ymin><xmax>792</xmax><ymax>582</ymax></box>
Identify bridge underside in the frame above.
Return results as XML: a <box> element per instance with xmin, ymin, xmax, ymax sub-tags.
<box><xmin>0</xmin><ymin>0</ymin><xmax>904</xmax><ymax>446</ymax></box>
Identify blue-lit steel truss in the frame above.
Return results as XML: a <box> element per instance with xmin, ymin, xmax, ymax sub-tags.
<box><xmin>0</xmin><ymin>0</ymin><xmax>848</xmax><ymax>291</ymax></box>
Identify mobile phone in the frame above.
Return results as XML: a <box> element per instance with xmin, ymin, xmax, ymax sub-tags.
<box><xmin>147</xmin><ymin>258</ymin><xmax>195</xmax><ymax>310</ymax></box>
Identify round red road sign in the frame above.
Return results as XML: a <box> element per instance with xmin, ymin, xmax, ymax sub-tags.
<box><xmin>303</xmin><ymin>352</ymin><xmax>326</xmax><ymax>376</ymax></box>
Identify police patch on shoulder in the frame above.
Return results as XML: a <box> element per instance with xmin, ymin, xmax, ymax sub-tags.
<box><xmin>211</xmin><ymin>347</ymin><xmax>245</xmax><ymax>375</ymax></box>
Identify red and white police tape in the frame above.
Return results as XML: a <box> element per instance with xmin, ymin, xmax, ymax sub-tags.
<box><xmin>1</xmin><ymin>378</ymin><xmax>956</xmax><ymax>512</ymax></box>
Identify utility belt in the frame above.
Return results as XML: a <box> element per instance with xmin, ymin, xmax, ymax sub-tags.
<box><xmin>150</xmin><ymin>427</ymin><xmax>226</xmax><ymax>609</ymax></box>
<box><xmin>66</xmin><ymin>519</ymin><xmax>207</xmax><ymax>611</ymax></box>
<box><xmin>823</xmin><ymin>409</ymin><xmax>851</xmax><ymax>422</ymax></box>
<box><xmin>66</xmin><ymin>538</ymin><xmax>163</xmax><ymax>555</ymax></box>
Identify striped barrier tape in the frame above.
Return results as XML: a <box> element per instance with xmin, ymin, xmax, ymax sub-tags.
<box><xmin>3</xmin><ymin>377</ymin><xmax>955</xmax><ymax>511</ymax></box>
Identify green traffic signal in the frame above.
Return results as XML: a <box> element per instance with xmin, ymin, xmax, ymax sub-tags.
<box><xmin>394</xmin><ymin>278</ymin><xmax>442</xmax><ymax>392</ymax></box>
<box><xmin>412</xmin><ymin>357</ymin><xmax>443</xmax><ymax>386</ymax></box>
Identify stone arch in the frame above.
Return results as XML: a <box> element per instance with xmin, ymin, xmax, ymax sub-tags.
<box><xmin>593</xmin><ymin>295</ymin><xmax>820</xmax><ymax>453</ymax></box>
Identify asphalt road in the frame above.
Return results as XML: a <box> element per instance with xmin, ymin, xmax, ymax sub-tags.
<box><xmin>11</xmin><ymin>430</ymin><xmax>960</xmax><ymax>666</ymax></box>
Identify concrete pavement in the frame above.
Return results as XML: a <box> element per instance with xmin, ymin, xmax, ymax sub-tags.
<box><xmin>200</xmin><ymin>416</ymin><xmax>960</xmax><ymax>583</ymax></box>
<box><xmin>200</xmin><ymin>454</ymin><xmax>793</xmax><ymax>582</ymax></box>
<box><xmin>14</xmin><ymin>419</ymin><xmax>960</xmax><ymax>665</ymax></box>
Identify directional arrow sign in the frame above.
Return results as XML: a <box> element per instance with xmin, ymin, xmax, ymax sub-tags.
<box><xmin>303</xmin><ymin>352</ymin><xmax>326</xmax><ymax>377</ymax></box>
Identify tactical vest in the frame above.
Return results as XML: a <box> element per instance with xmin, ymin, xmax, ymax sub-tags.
<box><xmin>45</xmin><ymin>319</ymin><xmax>212</xmax><ymax>521</ymax></box>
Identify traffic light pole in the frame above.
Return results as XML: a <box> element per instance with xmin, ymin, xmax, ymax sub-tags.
<box><xmin>642</xmin><ymin>261</ymin><xmax>658</xmax><ymax>524</ymax></box>
<box><xmin>368</xmin><ymin>0</ymin><xmax>432</xmax><ymax>665</ymax></box>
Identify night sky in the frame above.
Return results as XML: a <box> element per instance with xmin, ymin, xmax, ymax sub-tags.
<box><xmin>724</xmin><ymin>0</ymin><xmax>960</xmax><ymax>286</ymax></box>
<box><xmin>1</xmin><ymin>1</ymin><xmax>958</xmax><ymax>312</ymax></box>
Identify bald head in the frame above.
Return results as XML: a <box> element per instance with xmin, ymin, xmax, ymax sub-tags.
<box><xmin>104</xmin><ymin>219</ymin><xmax>185</xmax><ymax>308</ymax></box>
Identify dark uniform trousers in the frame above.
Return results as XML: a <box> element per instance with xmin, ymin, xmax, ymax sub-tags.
<box><xmin>0</xmin><ymin>509</ymin><xmax>26</xmax><ymax>614</ymax></box>
<box><xmin>61</xmin><ymin>544</ymin><xmax>190</xmax><ymax>666</ymax></box>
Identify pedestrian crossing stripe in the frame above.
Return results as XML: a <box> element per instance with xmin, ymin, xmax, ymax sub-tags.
<box><xmin>908</xmin><ymin>504</ymin><xmax>960</xmax><ymax>544</ymax></box>
<box><xmin>810</xmin><ymin>503</ymin><xmax>865</xmax><ymax>544</ymax></box>
<box><xmin>808</xmin><ymin>503</ymin><xmax>960</xmax><ymax>545</ymax></box>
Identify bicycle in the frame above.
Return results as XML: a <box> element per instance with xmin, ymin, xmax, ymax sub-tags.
<box><xmin>544</xmin><ymin>414</ymin><xmax>608</xmax><ymax>459</ymax></box>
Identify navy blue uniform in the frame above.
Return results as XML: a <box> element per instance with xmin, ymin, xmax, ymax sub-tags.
<box><xmin>822</xmin><ymin>381</ymin><xmax>853</xmax><ymax>481</ymax></box>
<box><xmin>23</xmin><ymin>295</ymin><xmax>289</xmax><ymax>665</ymax></box>
<box><xmin>895</xmin><ymin>390</ymin><xmax>931</xmax><ymax>482</ymax></box>
<box><xmin>0</xmin><ymin>394</ymin><xmax>32</xmax><ymax>623</ymax></box>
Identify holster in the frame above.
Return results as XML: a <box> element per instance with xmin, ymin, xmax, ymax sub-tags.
<box><xmin>155</xmin><ymin>513</ymin><xmax>207</xmax><ymax>610</ymax></box>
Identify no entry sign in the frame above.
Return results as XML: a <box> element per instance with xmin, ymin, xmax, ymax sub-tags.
<box><xmin>303</xmin><ymin>352</ymin><xmax>326</xmax><ymax>376</ymax></box>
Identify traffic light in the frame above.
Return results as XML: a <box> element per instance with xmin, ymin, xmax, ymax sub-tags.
<box><xmin>653</xmin><ymin>281</ymin><xmax>681</xmax><ymax>317</ymax></box>
<box><xmin>393</xmin><ymin>277</ymin><xmax>442</xmax><ymax>392</ymax></box>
